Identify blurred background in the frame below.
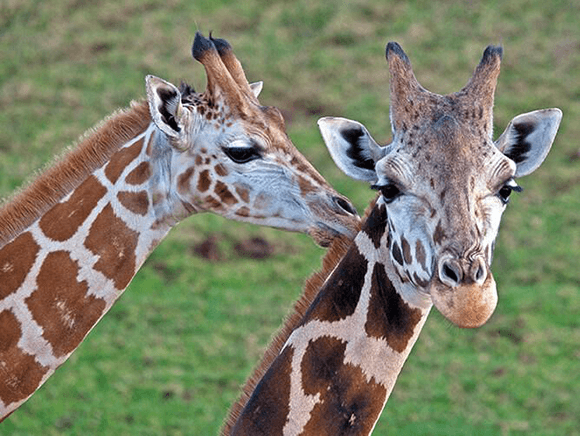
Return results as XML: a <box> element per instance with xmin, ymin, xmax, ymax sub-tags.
<box><xmin>1</xmin><ymin>0</ymin><xmax>578</xmax><ymax>434</ymax></box>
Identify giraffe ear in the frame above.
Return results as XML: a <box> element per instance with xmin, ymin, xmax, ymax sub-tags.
<box><xmin>249</xmin><ymin>81</ymin><xmax>263</xmax><ymax>98</ymax></box>
<box><xmin>495</xmin><ymin>108</ymin><xmax>562</xmax><ymax>177</ymax></box>
<box><xmin>146</xmin><ymin>75</ymin><xmax>186</xmax><ymax>139</ymax></box>
<box><xmin>318</xmin><ymin>117</ymin><xmax>386</xmax><ymax>182</ymax></box>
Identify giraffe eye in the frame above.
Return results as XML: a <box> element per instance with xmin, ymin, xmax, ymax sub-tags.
<box><xmin>371</xmin><ymin>183</ymin><xmax>402</xmax><ymax>203</ymax></box>
<box><xmin>223</xmin><ymin>146</ymin><xmax>262</xmax><ymax>164</ymax></box>
<box><xmin>497</xmin><ymin>179</ymin><xmax>523</xmax><ymax>205</ymax></box>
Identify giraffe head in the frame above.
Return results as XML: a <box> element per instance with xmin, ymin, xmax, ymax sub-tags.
<box><xmin>144</xmin><ymin>33</ymin><xmax>359</xmax><ymax>246</ymax></box>
<box><xmin>319</xmin><ymin>43</ymin><xmax>561</xmax><ymax>327</ymax></box>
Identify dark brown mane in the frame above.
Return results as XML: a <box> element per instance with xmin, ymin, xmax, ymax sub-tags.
<box><xmin>221</xmin><ymin>198</ymin><xmax>375</xmax><ymax>435</ymax></box>
<box><xmin>0</xmin><ymin>100</ymin><xmax>151</xmax><ymax>246</ymax></box>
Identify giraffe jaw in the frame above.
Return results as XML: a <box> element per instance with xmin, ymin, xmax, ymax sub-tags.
<box><xmin>429</xmin><ymin>271</ymin><xmax>498</xmax><ymax>328</ymax></box>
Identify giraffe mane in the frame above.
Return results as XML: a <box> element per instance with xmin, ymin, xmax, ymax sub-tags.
<box><xmin>221</xmin><ymin>199</ymin><xmax>373</xmax><ymax>434</ymax></box>
<box><xmin>0</xmin><ymin>100</ymin><xmax>151</xmax><ymax>246</ymax></box>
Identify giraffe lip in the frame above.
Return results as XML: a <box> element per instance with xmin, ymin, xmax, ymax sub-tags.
<box><xmin>429</xmin><ymin>272</ymin><xmax>498</xmax><ymax>328</ymax></box>
<box><xmin>310</xmin><ymin>221</ymin><xmax>358</xmax><ymax>247</ymax></box>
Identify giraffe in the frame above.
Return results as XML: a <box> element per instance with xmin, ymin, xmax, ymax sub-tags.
<box><xmin>0</xmin><ymin>32</ymin><xmax>360</xmax><ymax>421</ymax></box>
<box><xmin>223</xmin><ymin>42</ymin><xmax>562</xmax><ymax>435</ymax></box>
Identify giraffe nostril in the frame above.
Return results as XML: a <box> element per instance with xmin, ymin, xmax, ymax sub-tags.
<box><xmin>443</xmin><ymin>264</ymin><xmax>459</xmax><ymax>283</ymax></box>
<box><xmin>475</xmin><ymin>264</ymin><xmax>484</xmax><ymax>281</ymax></box>
<box><xmin>333</xmin><ymin>196</ymin><xmax>358</xmax><ymax>216</ymax></box>
<box><xmin>471</xmin><ymin>256</ymin><xmax>487</xmax><ymax>285</ymax></box>
<box><xmin>439</xmin><ymin>258</ymin><xmax>463</xmax><ymax>287</ymax></box>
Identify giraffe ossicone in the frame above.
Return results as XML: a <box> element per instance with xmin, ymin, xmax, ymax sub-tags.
<box><xmin>0</xmin><ymin>32</ymin><xmax>359</xmax><ymax>421</ymax></box>
<box><xmin>225</xmin><ymin>42</ymin><xmax>561</xmax><ymax>435</ymax></box>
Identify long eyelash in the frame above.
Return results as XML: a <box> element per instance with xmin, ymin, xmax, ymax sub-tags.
<box><xmin>506</xmin><ymin>178</ymin><xmax>524</xmax><ymax>193</ymax></box>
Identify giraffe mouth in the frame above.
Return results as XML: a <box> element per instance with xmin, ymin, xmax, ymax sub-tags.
<box><xmin>309</xmin><ymin>221</ymin><xmax>359</xmax><ymax>247</ymax></box>
<box><xmin>428</xmin><ymin>270</ymin><xmax>498</xmax><ymax>328</ymax></box>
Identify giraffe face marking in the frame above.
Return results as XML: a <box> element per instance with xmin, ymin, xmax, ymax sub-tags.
<box><xmin>26</xmin><ymin>251</ymin><xmax>106</xmax><ymax>358</ymax></box>
<box><xmin>320</xmin><ymin>43</ymin><xmax>561</xmax><ymax>327</ymax></box>
<box><xmin>145</xmin><ymin>34</ymin><xmax>360</xmax><ymax>247</ymax></box>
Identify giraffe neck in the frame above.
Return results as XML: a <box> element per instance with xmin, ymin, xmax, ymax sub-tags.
<box><xmin>0</xmin><ymin>101</ymin><xmax>190</xmax><ymax>419</ymax></box>
<box><xmin>225</xmin><ymin>202</ymin><xmax>433</xmax><ymax>435</ymax></box>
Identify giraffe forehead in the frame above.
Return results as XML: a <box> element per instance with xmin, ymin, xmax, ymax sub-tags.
<box><xmin>385</xmin><ymin>119</ymin><xmax>500</xmax><ymax>192</ymax></box>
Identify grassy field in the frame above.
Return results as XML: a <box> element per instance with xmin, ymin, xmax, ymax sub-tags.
<box><xmin>1</xmin><ymin>0</ymin><xmax>579</xmax><ymax>434</ymax></box>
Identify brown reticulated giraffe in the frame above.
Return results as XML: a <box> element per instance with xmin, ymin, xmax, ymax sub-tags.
<box><xmin>224</xmin><ymin>42</ymin><xmax>562</xmax><ymax>435</ymax></box>
<box><xmin>0</xmin><ymin>33</ymin><xmax>360</xmax><ymax>421</ymax></box>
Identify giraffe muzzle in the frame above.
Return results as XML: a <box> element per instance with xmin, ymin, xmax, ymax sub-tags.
<box><xmin>431</xmin><ymin>254</ymin><xmax>497</xmax><ymax>328</ymax></box>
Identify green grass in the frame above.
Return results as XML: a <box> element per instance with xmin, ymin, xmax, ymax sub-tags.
<box><xmin>1</xmin><ymin>0</ymin><xmax>579</xmax><ymax>434</ymax></box>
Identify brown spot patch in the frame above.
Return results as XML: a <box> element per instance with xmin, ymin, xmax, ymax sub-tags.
<box><xmin>203</xmin><ymin>195</ymin><xmax>222</xmax><ymax>210</ymax></box>
<box><xmin>365</xmin><ymin>262</ymin><xmax>423</xmax><ymax>353</ymax></box>
<box><xmin>415</xmin><ymin>240</ymin><xmax>427</xmax><ymax>270</ymax></box>
<box><xmin>145</xmin><ymin>135</ymin><xmax>154</xmax><ymax>156</ymax></box>
<box><xmin>84</xmin><ymin>204</ymin><xmax>138</xmax><ymax>290</ymax></box>
<box><xmin>215</xmin><ymin>181</ymin><xmax>237</xmax><ymax>206</ymax></box>
<box><xmin>104</xmin><ymin>138</ymin><xmax>144</xmax><ymax>184</ymax></box>
<box><xmin>304</xmin><ymin>245</ymin><xmax>367</xmax><ymax>323</ymax></box>
<box><xmin>401</xmin><ymin>237</ymin><xmax>413</xmax><ymax>264</ymax></box>
<box><xmin>433</xmin><ymin>220</ymin><xmax>446</xmax><ymax>245</ymax></box>
<box><xmin>363</xmin><ymin>203</ymin><xmax>387</xmax><ymax>249</ymax></box>
<box><xmin>301</xmin><ymin>336</ymin><xmax>386</xmax><ymax>435</ymax></box>
<box><xmin>234</xmin><ymin>185</ymin><xmax>250</xmax><ymax>203</ymax></box>
<box><xmin>177</xmin><ymin>168</ymin><xmax>194</xmax><ymax>195</ymax></box>
<box><xmin>39</xmin><ymin>176</ymin><xmax>107</xmax><ymax>242</ymax></box>
<box><xmin>391</xmin><ymin>240</ymin><xmax>404</xmax><ymax>266</ymax></box>
<box><xmin>0</xmin><ymin>310</ymin><xmax>49</xmax><ymax>405</ymax></box>
<box><xmin>231</xmin><ymin>346</ymin><xmax>293</xmax><ymax>434</ymax></box>
<box><xmin>26</xmin><ymin>251</ymin><xmax>106</xmax><ymax>357</ymax></box>
<box><xmin>117</xmin><ymin>191</ymin><xmax>149</xmax><ymax>216</ymax></box>
<box><xmin>0</xmin><ymin>232</ymin><xmax>39</xmax><ymax>299</ymax></box>
<box><xmin>214</xmin><ymin>163</ymin><xmax>228</xmax><ymax>176</ymax></box>
<box><xmin>236</xmin><ymin>206</ymin><xmax>250</xmax><ymax>217</ymax></box>
<box><xmin>125</xmin><ymin>162</ymin><xmax>151</xmax><ymax>185</ymax></box>
<box><xmin>197</xmin><ymin>170</ymin><xmax>211</xmax><ymax>193</ymax></box>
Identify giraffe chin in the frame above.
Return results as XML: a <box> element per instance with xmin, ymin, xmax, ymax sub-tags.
<box><xmin>429</xmin><ymin>272</ymin><xmax>498</xmax><ymax>328</ymax></box>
